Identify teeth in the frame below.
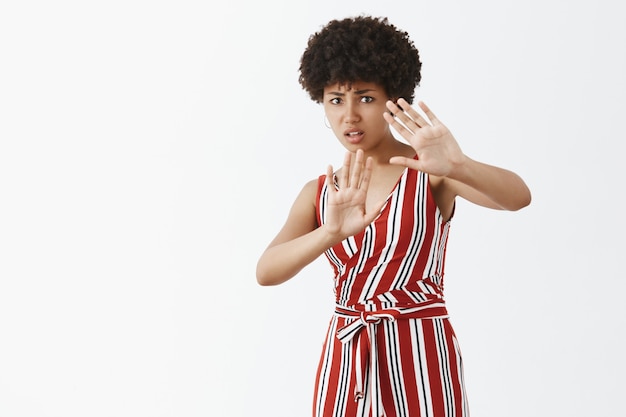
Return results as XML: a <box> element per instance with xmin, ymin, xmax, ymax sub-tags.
<box><xmin>348</xmin><ymin>132</ymin><xmax>361</xmax><ymax>136</ymax></box>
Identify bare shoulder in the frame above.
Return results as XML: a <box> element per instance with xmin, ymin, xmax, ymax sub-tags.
<box><xmin>266</xmin><ymin>178</ymin><xmax>320</xmax><ymax>248</ymax></box>
<box><xmin>303</xmin><ymin>177</ymin><xmax>321</xmax><ymax>195</ymax></box>
<box><xmin>296</xmin><ymin>177</ymin><xmax>321</xmax><ymax>209</ymax></box>
<box><xmin>288</xmin><ymin>177</ymin><xmax>320</xmax><ymax>221</ymax></box>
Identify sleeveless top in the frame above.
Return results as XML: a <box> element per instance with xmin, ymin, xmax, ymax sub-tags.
<box><xmin>312</xmin><ymin>166</ymin><xmax>468</xmax><ymax>417</ymax></box>
<box><xmin>316</xmin><ymin>166</ymin><xmax>451</xmax><ymax>311</ymax></box>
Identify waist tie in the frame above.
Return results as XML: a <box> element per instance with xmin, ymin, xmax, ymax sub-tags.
<box><xmin>335</xmin><ymin>300</ymin><xmax>449</xmax><ymax>417</ymax></box>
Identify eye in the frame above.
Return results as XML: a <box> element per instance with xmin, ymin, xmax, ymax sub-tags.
<box><xmin>360</xmin><ymin>96</ymin><xmax>374</xmax><ymax>103</ymax></box>
<box><xmin>329</xmin><ymin>97</ymin><xmax>342</xmax><ymax>105</ymax></box>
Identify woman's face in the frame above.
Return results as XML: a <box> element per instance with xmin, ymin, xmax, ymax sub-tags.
<box><xmin>323</xmin><ymin>81</ymin><xmax>394</xmax><ymax>152</ymax></box>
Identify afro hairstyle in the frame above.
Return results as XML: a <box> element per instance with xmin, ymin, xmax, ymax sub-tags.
<box><xmin>298</xmin><ymin>16</ymin><xmax>422</xmax><ymax>104</ymax></box>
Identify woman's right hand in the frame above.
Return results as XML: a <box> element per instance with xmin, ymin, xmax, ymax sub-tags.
<box><xmin>256</xmin><ymin>149</ymin><xmax>386</xmax><ymax>286</ymax></box>
<box><xmin>323</xmin><ymin>150</ymin><xmax>386</xmax><ymax>241</ymax></box>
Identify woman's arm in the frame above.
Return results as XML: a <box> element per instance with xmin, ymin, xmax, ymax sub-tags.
<box><xmin>384</xmin><ymin>99</ymin><xmax>531</xmax><ymax>212</ymax></box>
<box><xmin>256</xmin><ymin>179</ymin><xmax>333</xmax><ymax>286</ymax></box>
<box><xmin>256</xmin><ymin>151</ymin><xmax>386</xmax><ymax>286</ymax></box>
<box><xmin>442</xmin><ymin>158</ymin><xmax>531</xmax><ymax>210</ymax></box>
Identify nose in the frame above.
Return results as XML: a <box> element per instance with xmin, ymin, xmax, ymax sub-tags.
<box><xmin>344</xmin><ymin>101</ymin><xmax>360</xmax><ymax>124</ymax></box>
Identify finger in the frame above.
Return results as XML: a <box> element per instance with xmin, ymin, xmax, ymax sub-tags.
<box><xmin>326</xmin><ymin>164</ymin><xmax>336</xmax><ymax>193</ymax></box>
<box><xmin>383</xmin><ymin>110</ymin><xmax>414</xmax><ymax>137</ymax></box>
<box><xmin>397</xmin><ymin>98</ymin><xmax>431</xmax><ymax>127</ymax></box>
<box><xmin>389</xmin><ymin>156</ymin><xmax>423</xmax><ymax>171</ymax></box>
<box><xmin>358</xmin><ymin>156</ymin><xmax>374</xmax><ymax>192</ymax></box>
<box><xmin>386</xmin><ymin>99</ymin><xmax>424</xmax><ymax>129</ymax></box>
<box><xmin>417</xmin><ymin>101</ymin><xmax>440</xmax><ymax>126</ymax></box>
<box><xmin>350</xmin><ymin>149</ymin><xmax>364</xmax><ymax>188</ymax></box>
<box><xmin>385</xmin><ymin>100</ymin><xmax>418</xmax><ymax>130</ymax></box>
<box><xmin>339</xmin><ymin>151</ymin><xmax>351</xmax><ymax>188</ymax></box>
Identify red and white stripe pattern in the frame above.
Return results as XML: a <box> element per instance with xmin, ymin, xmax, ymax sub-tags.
<box><xmin>313</xmin><ymin>167</ymin><xmax>469</xmax><ymax>417</ymax></box>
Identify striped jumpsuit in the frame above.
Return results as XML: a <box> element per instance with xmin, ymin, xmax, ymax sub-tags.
<box><xmin>313</xmin><ymin>166</ymin><xmax>469</xmax><ymax>417</ymax></box>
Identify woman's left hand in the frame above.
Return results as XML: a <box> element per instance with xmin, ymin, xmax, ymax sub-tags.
<box><xmin>383</xmin><ymin>99</ymin><xmax>466</xmax><ymax>178</ymax></box>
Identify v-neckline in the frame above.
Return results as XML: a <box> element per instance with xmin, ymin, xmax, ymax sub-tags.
<box><xmin>331</xmin><ymin>158</ymin><xmax>414</xmax><ymax>215</ymax></box>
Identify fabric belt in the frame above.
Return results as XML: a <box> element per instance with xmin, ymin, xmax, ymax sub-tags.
<box><xmin>334</xmin><ymin>300</ymin><xmax>449</xmax><ymax>416</ymax></box>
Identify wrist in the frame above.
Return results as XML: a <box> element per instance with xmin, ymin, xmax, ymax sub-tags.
<box><xmin>318</xmin><ymin>223</ymin><xmax>346</xmax><ymax>248</ymax></box>
<box><xmin>447</xmin><ymin>154</ymin><xmax>473</xmax><ymax>181</ymax></box>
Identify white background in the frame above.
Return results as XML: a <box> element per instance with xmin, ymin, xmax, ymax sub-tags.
<box><xmin>1</xmin><ymin>0</ymin><xmax>624</xmax><ymax>416</ymax></box>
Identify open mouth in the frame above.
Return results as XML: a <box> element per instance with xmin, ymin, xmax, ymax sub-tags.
<box><xmin>344</xmin><ymin>130</ymin><xmax>364</xmax><ymax>143</ymax></box>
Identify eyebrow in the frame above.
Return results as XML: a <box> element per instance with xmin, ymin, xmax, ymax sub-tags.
<box><xmin>327</xmin><ymin>89</ymin><xmax>377</xmax><ymax>96</ymax></box>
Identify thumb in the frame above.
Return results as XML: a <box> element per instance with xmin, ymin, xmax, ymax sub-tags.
<box><xmin>389</xmin><ymin>156</ymin><xmax>422</xmax><ymax>171</ymax></box>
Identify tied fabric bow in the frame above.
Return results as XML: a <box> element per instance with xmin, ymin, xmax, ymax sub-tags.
<box><xmin>334</xmin><ymin>302</ymin><xmax>449</xmax><ymax>416</ymax></box>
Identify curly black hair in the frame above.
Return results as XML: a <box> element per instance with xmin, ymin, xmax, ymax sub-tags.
<box><xmin>298</xmin><ymin>16</ymin><xmax>422</xmax><ymax>104</ymax></box>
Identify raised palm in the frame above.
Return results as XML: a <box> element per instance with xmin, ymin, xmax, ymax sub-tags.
<box><xmin>324</xmin><ymin>150</ymin><xmax>386</xmax><ymax>240</ymax></box>
<box><xmin>384</xmin><ymin>99</ymin><xmax>466</xmax><ymax>177</ymax></box>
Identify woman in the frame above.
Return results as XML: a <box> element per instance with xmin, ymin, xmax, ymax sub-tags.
<box><xmin>256</xmin><ymin>15</ymin><xmax>531</xmax><ymax>417</ymax></box>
